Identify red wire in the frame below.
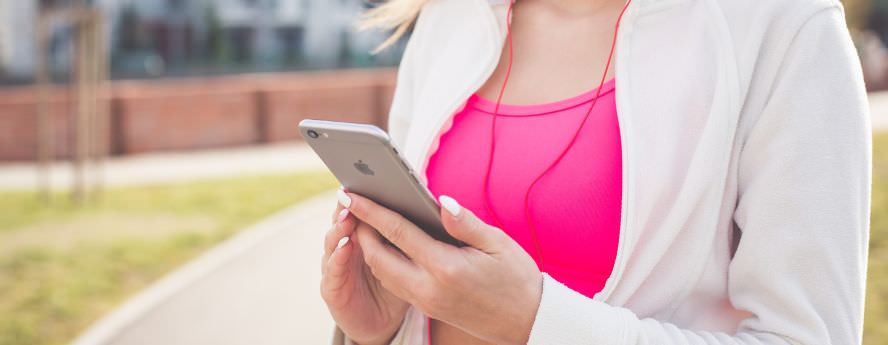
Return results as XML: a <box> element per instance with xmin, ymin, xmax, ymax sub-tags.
<box><xmin>522</xmin><ymin>0</ymin><xmax>632</xmax><ymax>271</ymax></box>
<box><xmin>480</xmin><ymin>0</ymin><xmax>517</xmax><ymax>237</ymax></box>
<box><xmin>429</xmin><ymin>1</ymin><xmax>633</xmax><ymax>344</ymax></box>
<box><xmin>484</xmin><ymin>0</ymin><xmax>633</xmax><ymax>271</ymax></box>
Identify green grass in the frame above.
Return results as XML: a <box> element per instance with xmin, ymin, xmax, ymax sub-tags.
<box><xmin>0</xmin><ymin>171</ymin><xmax>337</xmax><ymax>345</ymax></box>
<box><xmin>867</xmin><ymin>132</ymin><xmax>888</xmax><ymax>345</ymax></box>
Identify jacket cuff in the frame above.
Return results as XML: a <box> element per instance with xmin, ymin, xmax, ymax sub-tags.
<box><xmin>527</xmin><ymin>273</ymin><xmax>632</xmax><ymax>345</ymax></box>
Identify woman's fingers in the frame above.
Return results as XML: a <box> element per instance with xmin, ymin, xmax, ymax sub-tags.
<box><xmin>321</xmin><ymin>209</ymin><xmax>359</xmax><ymax>305</ymax></box>
<box><xmin>323</xmin><ymin>208</ymin><xmax>356</xmax><ymax>269</ymax></box>
<box><xmin>330</xmin><ymin>187</ymin><xmax>348</xmax><ymax>223</ymax></box>
<box><xmin>438</xmin><ymin>195</ymin><xmax>507</xmax><ymax>254</ymax></box>
<box><xmin>330</xmin><ymin>202</ymin><xmax>345</xmax><ymax>224</ymax></box>
<box><xmin>322</xmin><ymin>234</ymin><xmax>355</xmax><ymax>297</ymax></box>
<box><xmin>339</xmin><ymin>190</ymin><xmax>455</xmax><ymax>268</ymax></box>
<box><xmin>355</xmin><ymin>222</ymin><xmax>425</xmax><ymax>301</ymax></box>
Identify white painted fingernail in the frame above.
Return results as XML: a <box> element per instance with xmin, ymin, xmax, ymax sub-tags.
<box><xmin>337</xmin><ymin>208</ymin><xmax>349</xmax><ymax>223</ymax></box>
<box><xmin>337</xmin><ymin>188</ymin><xmax>352</xmax><ymax>208</ymax></box>
<box><xmin>337</xmin><ymin>236</ymin><xmax>350</xmax><ymax>249</ymax></box>
<box><xmin>439</xmin><ymin>195</ymin><xmax>461</xmax><ymax>217</ymax></box>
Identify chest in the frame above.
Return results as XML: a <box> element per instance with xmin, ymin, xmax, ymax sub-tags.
<box><xmin>474</xmin><ymin>0</ymin><xmax>627</xmax><ymax>104</ymax></box>
<box><xmin>424</xmin><ymin>85</ymin><xmax>624</xmax><ymax>296</ymax></box>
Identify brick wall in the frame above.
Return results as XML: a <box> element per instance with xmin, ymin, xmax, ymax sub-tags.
<box><xmin>0</xmin><ymin>89</ymin><xmax>84</xmax><ymax>161</ymax></box>
<box><xmin>0</xmin><ymin>69</ymin><xmax>396</xmax><ymax>161</ymax></box>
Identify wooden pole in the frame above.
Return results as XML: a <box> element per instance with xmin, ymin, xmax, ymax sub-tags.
<box><xmin>84</xmin><ymin>15</ymin><xmax>97</xmax><ymax>201</ymax></box>
<box><xmin>35</xmin><ymin>13</ymin><xmax>53</xmax><ymax>203</ymax></box>
<box><xmin>93</xmin><ymin>12</ymin><xmax>108</xmax><ymax>198</ymax></box>
<box><xmin>73</xmin><ymin>19</ymin><xmax>89</xmax><ymax>203</ymax></box>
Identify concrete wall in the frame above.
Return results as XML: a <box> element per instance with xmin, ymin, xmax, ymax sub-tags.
<box><xmin>0</xmin><ymin>68</ymin><xmax>396</xmax><ymax>161</ymax></box>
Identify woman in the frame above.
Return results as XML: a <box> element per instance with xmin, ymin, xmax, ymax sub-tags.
<box><xmin>320</xmin><ymin>0</ymin><xmax>871</xmax><ymax>343</ymax></box>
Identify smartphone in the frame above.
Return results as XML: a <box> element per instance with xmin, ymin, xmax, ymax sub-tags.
<box><xmin>298</xmin><ymin>119</ymin><xmax>461</xmax><ymax>246</ymax></box>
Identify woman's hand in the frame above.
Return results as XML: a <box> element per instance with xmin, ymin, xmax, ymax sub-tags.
<box><xmin>339</xmin><ymin>190</ymin><xmax>543</xmax><ymax>345</ymax></box>
<box><xmin>320</xmin><ymin>190</ymin><xmax>410</xmax><ymax>345</ymax></box>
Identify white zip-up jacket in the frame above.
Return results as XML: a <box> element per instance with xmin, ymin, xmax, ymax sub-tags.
<box><xmin>334</xmin><ymin>0</ymin><xmax>872</xmax><ymax>343</ymax></box>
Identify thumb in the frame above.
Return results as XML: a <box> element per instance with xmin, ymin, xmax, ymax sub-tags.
<box><xmin>438</xmin><ymin>195</ymin><xmax>503</xmax><ymax>251</ymax></box>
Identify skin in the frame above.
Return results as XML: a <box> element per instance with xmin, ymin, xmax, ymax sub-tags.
<box><xmin>322</xmin><ymin>191</ymin><xmax>540</xmax><ymax>345</ymax></box>
<box><xmin>477</xmin><ymin>0</ymin><xmax>624</xmax><ymax>104</ymax></box>
<box><xmin>320</xmin><ymin>0</ymin><xmax>626</xmax><ymax>344</ymax></box>
<box><xmin>321</xmin><ymin>202</ymin><xmax>410</xmax><ymax>345</ymax></box>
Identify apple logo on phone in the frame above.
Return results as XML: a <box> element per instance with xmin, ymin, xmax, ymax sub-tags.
<box><xmin>354</xmin><ymin>160</ymin><xmax>375</xmax><ymax>176</ymax></box>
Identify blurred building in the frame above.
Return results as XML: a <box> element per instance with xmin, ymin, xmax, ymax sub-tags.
<box><xmin>864</xmin><ymin>0</ymin><xmax>888</xmax><ymax>88</ymax></box>
<box><xmin>0</xmin><ymin>0</ymin><xmax>400</xmax><ymax>83</ymax></box>
<box><xmin>0</xmin><ymin>0</ymin><xmax>404</xmax><ymax>162</ymax></box>
<box><xmin>0</xmin><ymin>1</ymin><xmax>38</xmax><ymax>79</ymax></box>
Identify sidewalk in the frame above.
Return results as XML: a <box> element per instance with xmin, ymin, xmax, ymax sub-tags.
<box><xmin>0</xmin><ymin>141</ymin><xmax>325</xmax><ymax>191</ymax></box>
<box><xmin>0</xmin><ymin>141</ymin><xmax>342</xmax><ymax>345</ymax></box>
<box><xmin>871</xmin><ymin>91</ymin><xmax>888</xmax><ymax>131</ymax></box>
<box><xmin>71</xmin><ymin>191</ymin><xmax>339</xmax><ymax>345</ymax></box>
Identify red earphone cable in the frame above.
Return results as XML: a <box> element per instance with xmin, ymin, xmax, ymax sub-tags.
<box><xmin>480</xmin><ymin>0</ymin><xmax>517</xmax><ymax>238</ymax></box>
<box><xmin>483</xmin><ymin>0</ymin><xmax>632</xmax><ymax>271</ymax></box>
<box><xmin>429</xmin><ymin>2</ymin><xmax>633</xmax><ymax>344</ymax></box>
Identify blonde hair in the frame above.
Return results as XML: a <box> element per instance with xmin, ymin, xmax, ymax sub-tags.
<box><xmin>358</xmin><ymin>0</ymin><xmax>428</xmax><ymax>53</ymax></box>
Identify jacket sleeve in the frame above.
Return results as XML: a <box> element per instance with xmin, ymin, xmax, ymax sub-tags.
<box><xmin>527</xmin><ymin>5</ymin><xmax>870</xmax><ymax>345</ymax></box>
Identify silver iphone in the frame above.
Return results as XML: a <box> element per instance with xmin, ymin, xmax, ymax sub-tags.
<box><xmin>298</xmin><ymin>119</ymin><xmax>460</xmax><ymax>246</ymax></box>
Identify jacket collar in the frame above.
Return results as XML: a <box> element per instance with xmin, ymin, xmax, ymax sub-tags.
<box><xmin>402</xmin><ymin>0</ymin><xmax>689</xmax><ymax>170</ymax></box>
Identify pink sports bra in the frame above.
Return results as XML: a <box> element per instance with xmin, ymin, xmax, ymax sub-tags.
<box><xmin>425</xmin><ymin>78</ymin><xmax>622</xmax><ymax>298</ymax></box>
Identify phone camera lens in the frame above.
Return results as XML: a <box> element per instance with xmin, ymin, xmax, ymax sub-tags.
<box><xmin>307</xmin><ymin>130</ymin><xmax>319</xmax><ymax>139</ymax></box>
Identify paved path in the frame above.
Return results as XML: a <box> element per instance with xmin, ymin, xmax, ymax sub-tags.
<box><xmin>0</xmin><ymin>141</ymin><xmax>344</xmax><ymax>345</ymax></box>
<box><xmin>870</xmin><ymin>91</ymin><xmax>888</xmax><ymax>131</ymax></box>
<box><xmin>71</xmin><ymin>191</ymin><xmax>339</xmax><ymax>345</ymax></box>
<box><xmin>0</xmin><ymin>142</ymin><xmax>325</xmax><ymax>191</ymax></box>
